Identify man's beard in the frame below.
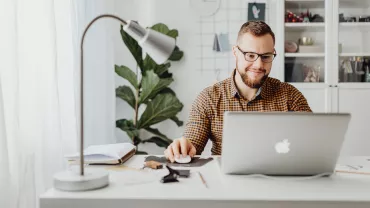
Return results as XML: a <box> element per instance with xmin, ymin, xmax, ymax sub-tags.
<box><xmin>236</xmin><ymin>63</ymin><xmax>268</xmax><ymax>88</ymax></box>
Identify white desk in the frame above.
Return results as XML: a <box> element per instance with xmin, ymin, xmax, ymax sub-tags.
<box><xmin>40</xmin><ymin>156</ymin><xmax>370</xmax><ymax>208</ymax></box>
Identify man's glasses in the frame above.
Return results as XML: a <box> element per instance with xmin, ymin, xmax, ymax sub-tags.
<box><xmin>237</xmin><ymin>46</ymin><xmax>276</xmax><ymax>63</ymax></box>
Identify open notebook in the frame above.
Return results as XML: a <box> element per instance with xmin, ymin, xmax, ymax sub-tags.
<box><xmin>65</xmin><ymin>143</ymin><xmax>136</xmax><ymax>165</ymax></box>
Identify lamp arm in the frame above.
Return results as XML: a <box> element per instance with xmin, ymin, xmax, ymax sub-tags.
<box><xmin>80</xmin><ymin>15</ymin><xmax>127</xmax><ymax>176</ymax></box>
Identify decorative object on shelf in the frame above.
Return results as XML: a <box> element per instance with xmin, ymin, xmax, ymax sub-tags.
<box><xmin>303</xmin><ymin>65</ymin><xmax>320</xmax><ymax>82</ymax></box>
<box><xmin>365</xmin><ymin>58</ymin><xmax>370</xmax><ymax>82</ymax></box>
<box><xmin>285</xmin><ymin>9</ymin><xmax>324</xmax><ymax>23</ymax></box>
<box><xmin>339</xmin><ymin>56</ymin><xmax>370</xmax><ymax>83</ymax></box>
<box><xmin>285</xmin><ymin>41</ymin><xmax>298</xmax><ymax>53</ymax></box>
<box><xmin>365</xmin><ymin>65</ymin><xmax>370</xmax><ymax>82</ymax></box>
<box><xmin>297</xmin><ymin>37</ymin><xmax>323</xmax><ymax>53</ymax></box>
<box><xmin>340</xmin><ymin>13</ymin><xmax>370</xmax><ymax>22</ymax></box>
<box><xmin>310</xmin><ymin>14</ymin><xmax>324</xmax><ymax>22</ymax></box>
<box><xmin>248</xmin><ymin>2</ymin><xmax>266</xmax><ymax>21</ymax></box>
<box><xmin>339</xmin><ymin>13</ymin><xmax>345</xmax><ymax>22</ymax></box>
<box><xmin>359</xmin><ymin>16</ymin><xmax>370</xmax><ymax>22</ymax></box>
<box><xmin>285</xmin><ymin>61</ymin><xmax>322</xmax><ymax>83</ymax></box>
<box><xmin>345</xmin><ymin>16</ymin><xmax>357</xmax><ymax>22</ymax></box>
<box><xmin>298</xmin><ymin>37</ymin><xmax>314</xmax><ymax>46</ymax></box>
<box><xmin>285</xmin><ymin>10</ymin><xmax>302</xmax><ymax>22</ymax></box>
<box><xmin>115</xmin><ymin>23</ymin><xmax>184</xmax><ymax>154</ymax></box>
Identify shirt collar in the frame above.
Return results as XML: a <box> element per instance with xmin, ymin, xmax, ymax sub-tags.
<box><xmin>230</xmin><ymin>69</ymin><xmax>266</xmax><ymax>99</ymax></box>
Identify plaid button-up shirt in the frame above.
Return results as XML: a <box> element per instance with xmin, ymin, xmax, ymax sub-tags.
<box><xmin>183</xmin><ymin>70</ymin><xmax>312</xmax><ymax>155</ymax></box>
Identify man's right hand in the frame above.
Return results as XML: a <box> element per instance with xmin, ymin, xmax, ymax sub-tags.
<box><xmin>164</xmin><ymin>137</ymin><xmax>196</xmax><ymax>163</ymax></box>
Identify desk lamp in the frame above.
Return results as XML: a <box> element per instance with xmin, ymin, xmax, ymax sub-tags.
<box><xmin>53</xmin><ymin>14</ymin><xmax>176</xmax><ymax>191</ymax></box>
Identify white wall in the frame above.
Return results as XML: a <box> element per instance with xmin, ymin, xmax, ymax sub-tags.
<box><xmin>83</xmin><ymin>0</ymin><xmax>278</xmax><ymax>154</ymax></box>
<box><xmin>82</xmin><ymin>0</ymin><xmax>116</xmax><ymax>148</ymax></box>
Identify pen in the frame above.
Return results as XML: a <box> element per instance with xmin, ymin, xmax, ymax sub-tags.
<box><xmin>198</xmin><ymin>171</ymin><xmax>208</xmax><ymax>188</ymax></box>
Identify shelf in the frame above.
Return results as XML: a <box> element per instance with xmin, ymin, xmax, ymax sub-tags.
<box><xmin>339</xmin><ymin>53</ymin><xmax>370</xmax><ymax>57</ymax></box>
<box><xmin>285</xmin><ymin>53</ymin><xmax>325</xmax><ymax>57</ymax></box>
<box><xmin>339</xmin><ymin>23</ymin><xmax>370</xmax><ymax>31</ymax></box>
<box><xmin>339</xmin><ymin>0</ymin><xmax>370</xmax><ymax>8</ymax></box>
<box><xmin>286</xmin><ymin>0</ymin><xmax>325</xmax><ymax>9</ymax></box>
<box><xmin>285</xmin><ymin>23</ymin><xmax>325</xmax><ymax>32</ymax></box>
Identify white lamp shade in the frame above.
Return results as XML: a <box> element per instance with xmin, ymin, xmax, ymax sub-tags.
<box><xmin>139</xmin><ymin>29</ymin><xmax>176</xmax><ymax>64</ymax></box>
<box><xmin>123</xmin><ymin>20</ymin><xmax>176</xmax><ymax>64</ymax></box>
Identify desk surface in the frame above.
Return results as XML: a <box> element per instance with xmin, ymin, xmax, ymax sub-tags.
<box><xmin>40</xmin><ymin>156</ymin><xmax>370</xmax><ymax>208</ymax></box>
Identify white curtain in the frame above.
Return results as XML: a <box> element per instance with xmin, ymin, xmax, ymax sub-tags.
<box><xmin>0</xmin><ymin>0</ymin><xmax>81</xmax><ymax>207</ymax></box>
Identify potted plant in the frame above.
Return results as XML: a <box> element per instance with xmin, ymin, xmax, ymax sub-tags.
<box><xmin>115</xmin><ymin>23</ymin><xmax>184</xmax><ymax>154</ymax></box>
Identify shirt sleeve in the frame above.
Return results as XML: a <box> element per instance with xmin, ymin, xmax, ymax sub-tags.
<box><xmin>183</xmin><ymin>89</ymin><xmax>211</xmax><ymax>155</ymax></box>
<box><xmin>288</xmin><ymin>85</ymin><xmax>312</xmax><ymax>112</ymax></box>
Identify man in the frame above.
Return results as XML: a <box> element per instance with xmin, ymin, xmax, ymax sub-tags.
<box><xmin>164</xmin><ymin>21</ymin><xmax>312</xmax><ymax>162</ymax></box>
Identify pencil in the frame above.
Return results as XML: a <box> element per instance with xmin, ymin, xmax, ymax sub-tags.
<box><xmin>198</xmin><ymin>171</ymin><xmax>208</xmax><ymax>188</ymax></box>
<box><xmin>335</xmin><ymin>170</ymin><xmax>370</xmax><ymax>175</ymax></box>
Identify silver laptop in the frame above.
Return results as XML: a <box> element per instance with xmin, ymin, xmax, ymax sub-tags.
<box><xmin>220</xmin><ymin>112</ymin><xmax>351</xmax><ymax>176</ymax></box>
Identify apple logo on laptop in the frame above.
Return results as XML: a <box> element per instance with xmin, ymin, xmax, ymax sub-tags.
<box><xmin>275</xmin><ymin>139</ymin><xmax>290</xmax><ymax>154</ymax></box>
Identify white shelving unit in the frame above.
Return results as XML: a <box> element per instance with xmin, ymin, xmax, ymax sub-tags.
<box><xmin>285</xmin><ymin>0</ymin><xmax>325</xmax><ymax>9</ymax></box>
<box><xmin>339</xmin><ymin>22</ymin><xmax>370</xmax><ymax>27</ymax></box>
<box><xmin>285</xmin><ymin>22</ymin><xmax>325</xmax><ymax>27</ymax></box>
<box><xmin>339</xmin><ymin>22</ymin><xmax>370</xmax><ymax>31</ymax></box>
<box><xmin>285</xmin><ymin>23</ymin><xmax>325</xmax><ymax>32</ymax></box>
<box><xmin>339</xmin><ymin>0</ymin><xmax>370</xmax><ymax>8</ymax></box>
<box><xmin>339</xmin><ymin>53</ymin><xmax>370</xmax><ymax>57</ymax></box>
<box><xmin>277</xmin><ymin>0</ymin><xmax>370</xmax><ymax>156</ymax></box>
<box><xmin>285</xmin><ymin>53</ymin><xmax>325</xmax><ymax>57</ymax></box>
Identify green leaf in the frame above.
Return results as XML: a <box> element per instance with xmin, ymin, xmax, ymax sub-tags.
<box><xmin>158</xmin><ymin>87</ymin><xmax>176</xmax><ymax>96</ymax></box>
<box><xmin>155</xmin><ymin>62</ymin><xmax>171</xmax><ymax>76</ymax></box>
<box><xmin>168</xmin><ymin>46</ymin><xmax>184</xmax><ymax>61</ymax></box>
<box><xmin>138</xmin><ymin>93</ymin><xmax>183</xmax><ymax>128</ymax></box>
<box><xmin>142</xmin><ymin>136</ymin><xmax>171</xmax><ymax>148</ymax></box>
<box><xmin>120</xmin><ymin>25</ymin><xmax>143</xmax><ymax>71</ymax></box>
<box><xmin>166</xmin><ymin>29</ymin><xmax>179</xmax><ymax>38</ymax></box>
<box><xmin>143</xmin><ymin>55</ymin><xmax>156</xmax><ymax>74</ymax></box>
<box><xmin>143</xmin><ymin>56</ymin><xmax>170</xmax><ymax>76</ymax></box>
<box><xmin>170</xmin><ymin>116</ymin><xmax>184</xmax><ymax>127</ymax></box>
<box><xmin>116</xmin><ymin>86</ymin><xmax>136</xmax><ymax>109</ymax></box>
<box><xmin>151</xmin><ymin>23</ymin><xmax>170</xmax><ymax>34</ymax></box>
<box><xmin>145</xmin><ymin>127</ymin><xmax>171</xmax><ymax>141</ymax></box>
<box><xmin>116</xmin><ymin>119</ymin><xmax>139</xmax><ymax>140</ymax></box>
<box><xmin>158</xmin><ymin>71</ymin><xmax>173</xmax><ymax>79</ymax></box>
<box><xmin>115</xmin><ymin>65</ymin><xmax>138</xmax><ymax>89</ymax></box>
<box><xmin>139</xmin><ymin>70</ymin><xmax>173</xmax><ymax>104</ymax></box>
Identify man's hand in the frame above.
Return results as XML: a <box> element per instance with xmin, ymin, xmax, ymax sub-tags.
<box><xmin>164</xmin><ymin>137</ymin><xmax>196</xmax><ymax>163</ymax></box>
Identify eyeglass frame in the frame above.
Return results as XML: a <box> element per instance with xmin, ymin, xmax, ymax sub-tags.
<box><xmin>236</xmin><ymin>46</ymin><xmax>277</xmax><ymax>63</ymax></box>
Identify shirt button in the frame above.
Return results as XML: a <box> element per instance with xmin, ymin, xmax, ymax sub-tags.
<box><xmin>247</xmin><ymin>102</ymin><xmax>252</xmax><ymax>106</ymax></box>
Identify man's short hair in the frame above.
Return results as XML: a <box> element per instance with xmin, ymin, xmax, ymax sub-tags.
<box><xmin>237</xmin><ymin>21</ymin><xmax>275</xmax><ymax>45</ymax></box>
